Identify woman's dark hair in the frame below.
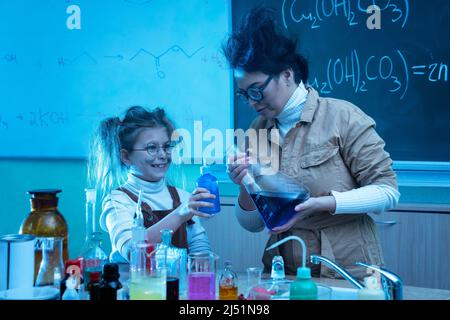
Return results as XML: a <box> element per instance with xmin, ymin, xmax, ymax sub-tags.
<box><xmin>87</xmin><ymin>106</ymin><xmax>175</xmax><ymax>200</ymax></box>
<box><xmin>222</xmin><ymin>6</ymin><xmax>308</xmax><ymax>84</ymax></box>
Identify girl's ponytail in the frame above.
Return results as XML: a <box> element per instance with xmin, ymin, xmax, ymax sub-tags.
<box><xmin>87</xmin><ymin>117</ymin><xmax>126</xmax><ymax>202</ymax></box>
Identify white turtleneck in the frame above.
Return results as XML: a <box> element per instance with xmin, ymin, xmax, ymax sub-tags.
<box><xmin>235</xmin><ymin>83</ymin><xmax>400</xmax><ymax>232</ymax></box>
<box><xmin>275</xmin><ymin>81</ymin><xmax>308</xmax><ymax>142</ymax></box>
<box><xmin>100</xmin><ymin>173</ymin><xmax>211</xmax><ymax>262</ymax></box>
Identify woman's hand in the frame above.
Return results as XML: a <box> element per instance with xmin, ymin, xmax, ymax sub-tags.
<box><xmin>269</xmin><ymin>196</ymin><xmax>336</xmax><ymax>234</ymax></box>
<box><xmin>227</xmin><ymin>153</ymin><xmax>251</xmax><ymax>186</ymax></box>
<box><xmin>177</xmin><ymin>187</ymin><xmax>216</xmax><ymax>220</ymax></box>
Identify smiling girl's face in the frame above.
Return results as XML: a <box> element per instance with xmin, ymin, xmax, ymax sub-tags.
<box><xmin>121</xmin><ymin>126</ymin><xmax>172</xmax><ymax>182</ymax></box>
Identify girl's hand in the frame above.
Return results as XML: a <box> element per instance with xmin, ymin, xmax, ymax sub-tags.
<box><xmin>178</xmin><ymin>187</ymin><xmax>216</xmax><ymax>220</ymax></box>
<box><xmin>227</xmin><ymin>153</ymin><xmax>251</xmax><ymax>186</ymax></box>
<box><xmin>269</xmin><ymin>196</ymin><xmax>336</xmax><ymax>234</ymax></box>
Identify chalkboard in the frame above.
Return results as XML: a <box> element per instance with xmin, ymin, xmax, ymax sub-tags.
<box><xmin>232</xmin><ymin>0</ymin><xmax>450</xmax><ymax>162</ymax></box>
<box><xmin>0</xmin><ymin>0</ymin><xmax>231</xmax><ymax>158</ymax></box>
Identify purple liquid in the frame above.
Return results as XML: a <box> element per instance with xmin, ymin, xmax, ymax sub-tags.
<box><xmin>250</xmin><ymin>191</ymin><xmax>309</xmax><ymax>230</ymax></box>
<box><xmin>188</xmin><ymin>272</ymin><xmax>216</xmax><ymax>300</ymax></box>
<box><xmin>167</xmin><ymin>277</ymin><xmax>179</xmax><ymax>300</ymax></box>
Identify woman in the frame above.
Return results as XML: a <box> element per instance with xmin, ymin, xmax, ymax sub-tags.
<box><xmin>223</xmin><ymin>7</ymin><xmax>400</xmax><ymax>279</ymax></box>
<box><xmin>89</xmin><ymin>106</ymin><xmax>214</xmax><ymax>263</ymax></box>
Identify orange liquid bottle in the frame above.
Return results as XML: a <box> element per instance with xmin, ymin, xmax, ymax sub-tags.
<box><xmin>219</xmin><ymin>261</ymin><xmax>238</xmax><ymax>300</ymax></box>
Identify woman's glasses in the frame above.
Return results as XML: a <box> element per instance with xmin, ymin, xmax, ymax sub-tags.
<box><xmin>236</xmin><ymin>75</ymin><xmax>273</xmax><ymax>103</ymax></box>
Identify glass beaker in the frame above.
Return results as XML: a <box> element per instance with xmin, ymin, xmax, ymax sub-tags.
<box><xmin>165</xmin><ymin>255</ymin><xmax>180</xmax><ymax>300</ymax></box>
<box><xmin>178</xmin><ymin>248</ymin><xmax>188</xmax><ymax>298</ymax></box>
<box><xmin>35</xmin><ymin>237</ymin><xmax>64</xmax><ymax>287</ymax></box>
<box><xmin>188</xmin><ymin>252</ymin><xmax>219</xmax><ymax>300</ymax></box>
<box><xmin>155</xmin><ymin>230</ymin><xmax>181</xmax><ymax>301</ymax></box>
<box><xmin>129</xmin><ymin>242</ymin><xmax>166</xmax><ymax>300</ymax></box>
<box><xmin>246</xmin><ymin>266</ymin><xmax>263</xmax><ymax>297</ymax></box>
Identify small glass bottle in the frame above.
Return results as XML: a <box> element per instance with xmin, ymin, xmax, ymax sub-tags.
<box><xmin>196</xmin><ymin>165</ymin><xmax>221</xmax><ymax>214</ymax></box>
<box><xmin>87</xmin><ymin>271</ymin><xmax>101</xmax><ymax>301</ymax></box>
<box><xmin>99</xmin><ymin>263</ymin><xmax>122</xmax><ymax>300</ymax></box>
<box><xmin>219</xmin><ymin>261</ymin><xmax>238</xmax><ymax>300</ymax></box>
<box><xmin>35</xmin><ymin>237</ymin><xmax>64</xmax><ymax>287</ymax></box>
<box><xmin>53</xmin><ymin>267</ymin><xmax>62</xmax><ymax>292</ymax></box>
<box><xmin>271</xmin><ymin>255</ymin><xmax>286</xmax><ymax>281</ymax></box>
<box><xmin>62</xmin><ymin>275</ymin><xmax>80</xmax><ymax>300</ymax></box>
<box><xmin>117</xmin><ymin>280</ymin><xmax>130</xmax><ymax>300</ymax></box>
<box><xmin>78</xmin><ymin>188</ymin><xmax>108</xmax><ymax>288</ymax></box>
<box><xmin>60</xmin><ymin>259</ymin><xmax>84</xmax><ymax>299</ymax></box>
<box><xmin>19</xmin><ymin>189</ymin><xmax>69</xmax><ymax>281</ymax></box>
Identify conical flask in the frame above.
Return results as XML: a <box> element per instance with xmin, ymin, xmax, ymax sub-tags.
<box><xmin>78</xmin><ymin>188</ymin><xmax>108</xmax><ymax>286</ymax></box>
<box><xmin>227</xmin><ymin>144</ymin><xmax>310</xmax><ymax>230</ymax></box>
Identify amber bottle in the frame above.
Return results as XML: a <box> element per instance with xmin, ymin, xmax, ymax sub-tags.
<box><xmin>19</xmin><ymin>189</ymin><xmax>69</xmax><ymax>281</ymax></box>
<box><xmin>219</xmin><ymin>261</ymin><xmax>238</xmax><ymax>300</ymax></box>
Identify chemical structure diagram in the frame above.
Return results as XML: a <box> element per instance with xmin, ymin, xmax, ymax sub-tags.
<box><xmin>2</xmin><ymin>45</ymin><xmax>207</xmax><ymax>79</ymax></box>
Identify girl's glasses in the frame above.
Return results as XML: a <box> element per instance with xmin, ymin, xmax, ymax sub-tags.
<box><xmin>131</xmin><ymin>141</ymin><xmax>177</xmax><ymax>156</ymax></box>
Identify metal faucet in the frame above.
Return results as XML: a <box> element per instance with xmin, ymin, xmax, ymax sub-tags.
<box><xmin>310</xmin><ymin>255</ymin><xmax>403</xmax><ymax>300</ymax></box>
<box><xmin>310</xmin><ymin>255</ymin><xmax>364</xmax><ymax>289</ymax></box>
<box><xmin>356</xmin><ymin>262</ymin><xmax>403</xmax><ymax>300</ymax></box>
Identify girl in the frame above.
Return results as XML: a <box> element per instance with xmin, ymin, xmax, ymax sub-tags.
<box><xmin>89</xmin><ymin>106</ymin><xmax>214</xmax><ymax>263</ymax></box>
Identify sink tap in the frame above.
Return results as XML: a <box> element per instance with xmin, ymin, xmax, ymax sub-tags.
<box><xmin>310</xmin><ymin>255</ymin><xmax>403</xmax><ymax>300</ymax></box>
<box><xmin>310</xmin><ymin>255</ymin><xmax>364</xmax><ymax>289</ymax></box>
<box><xmin>356</xmin><ymin>262</ymin><xmax>403</xmax><ymax>300</ymax></box>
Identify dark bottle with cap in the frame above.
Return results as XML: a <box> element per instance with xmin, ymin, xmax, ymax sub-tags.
<box><xmin>99</xmin><ymin>263</ymin><xmax>122</xmax><ymax>300</ymax></box>
<box><xmin>19</xmin><ymin>189</ymin><xmax>69</xmax><ymax>281</ymax></box>
<box><xmin>88</xmin><ymin>271</ymin><xmax>101</xmax><ymax>301</ymax></box>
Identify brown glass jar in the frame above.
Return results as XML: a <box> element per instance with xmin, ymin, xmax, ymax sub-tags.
<box><xmin>19</xmin><ymin>189</ymin><xmax>69</xmax><ymax>281</ymax></box>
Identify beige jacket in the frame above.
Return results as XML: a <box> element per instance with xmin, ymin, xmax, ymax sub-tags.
<box><xmin>249</xmin><ymin>87</ymin><xmax>398</xmax><ymax>280</ymax></box>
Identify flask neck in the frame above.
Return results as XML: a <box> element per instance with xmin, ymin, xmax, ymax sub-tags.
<box><xmin>86</xmin><ymin>232</ymin><xmax>103</xmax><ymax>245</ymax></box>
<box><xmin>85</xmin><ymin>201</ymin><xmax>97</xmax><ymax>242</ymax></box>
<box><xmin>241</xmin><ymin>173</ymin><xmax>262</xmax><ymax>194</ymax></box>
<box><xmin>30</xmin><ymin>198</ymin><xmax>59</xmax><ymax>211</ymax></box>
<box><xmin>161</xmin><ymin>229</ymin><xmax>173</xmax><ymax>246</ymax></box>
